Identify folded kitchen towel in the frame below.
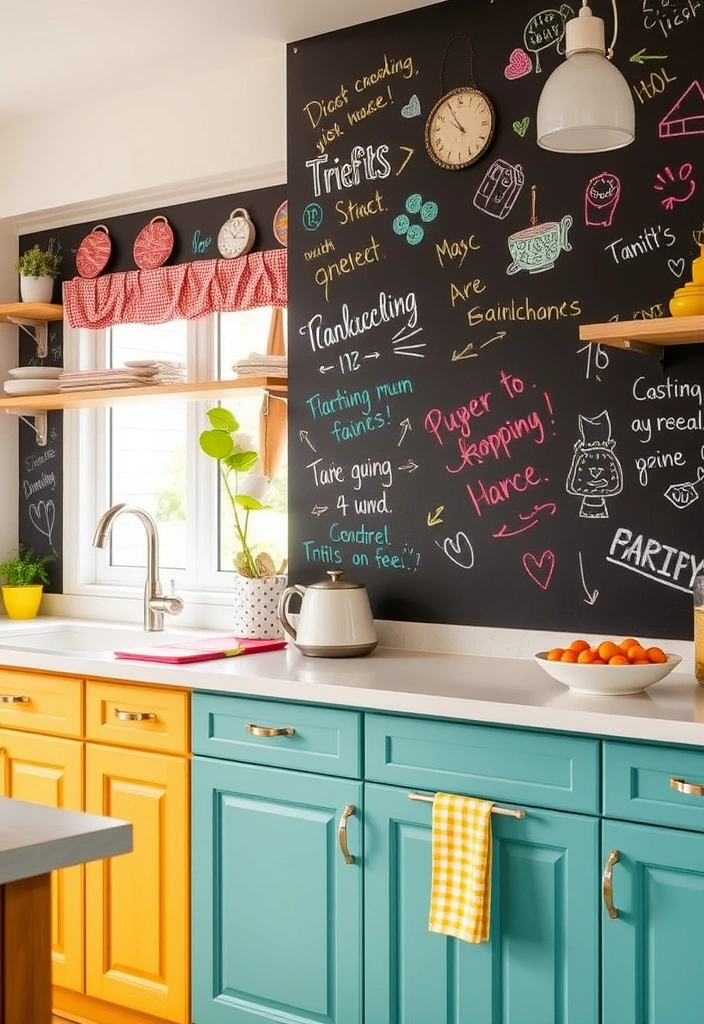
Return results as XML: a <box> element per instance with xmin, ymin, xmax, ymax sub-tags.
<box><xmin>428</xmin><ymin>792</ymin><xmax>494</xmax><ymax>944</ymax></box>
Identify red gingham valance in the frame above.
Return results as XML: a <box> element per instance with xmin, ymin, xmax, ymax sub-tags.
<box><xmin>63</xmin><ymin>249</ymin><xmax>287</xmax><ymax>329</ymax></box>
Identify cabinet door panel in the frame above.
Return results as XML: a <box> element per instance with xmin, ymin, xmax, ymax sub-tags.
<box><xmin>84</xmin><ymin>743</ymin><xmax>189</xmax><ymax>1024</ymax></box>
<box><xmin>365</xmin><ymin>784</ymin><xmax>599</xmax><ymax>1024</ymax></box>
<box><xmin>602</xmin><ymin>820</ymin><xmax>704</xmax><ymax>1024</ymax></box>
<box><xmin>0</xmin><ymin>728</ymin><xmax>83</xmax><ymax>992</ymax></box>
<box><xmin>192</xmin><ymin>757</ymin><xmax>362</xmax><ymax>1024</ymax></box>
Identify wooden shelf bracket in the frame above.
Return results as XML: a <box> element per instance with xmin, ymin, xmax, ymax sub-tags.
<box><xmin>5</xmin><ymin>408</ymin><xmax>48</xmax><ymax>446</ymax></box>
<box><xmin>620</xmin><ymin>338</ymin><xmax>665</xmax><ymax>360</ymax></box>
<box><xmin>6</xmin><ymin>317</ymin><xmax>49</xmax><ymax>359</ymax></box>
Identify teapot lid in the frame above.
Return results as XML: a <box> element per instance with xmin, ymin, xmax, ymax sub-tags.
<box><xmin>309</xmin><ymin>570</ymin><xmax>364</xmax><ymax>590</ymax></box>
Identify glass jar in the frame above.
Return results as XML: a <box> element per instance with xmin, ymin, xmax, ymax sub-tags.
<box><xmin>695</xmin><ymin>574</ymin><xmax>704</xmax><ymax>683</ymax></box>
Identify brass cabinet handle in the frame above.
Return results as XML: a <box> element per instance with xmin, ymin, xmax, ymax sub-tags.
<box><xmin>338</xmin><ymin>804</ymin><xmax>356</xmax><ymax>865</ymax></box>
<box><xmin>602</xmin><ymin>849</ymin><xmax>620</xmax><ymax>919</ymax></box>
<box><xmin>670</xmin><ymin>777</ymin><xmax>704</xmax><ymax>796</ymax></box>
<box><xmin>245</xmin><ymin>723</ymin><xmax>295</xmax><ymax>738</ymax></box>
<box><xmin>114</xmin><ymin>709</ymin><xmax>156</xmax><ymax>722</ymax></box>
<box><xmin>0</xmin><ymin>695</ymin><xmax>29</xmax><ymax>704</ymax></box>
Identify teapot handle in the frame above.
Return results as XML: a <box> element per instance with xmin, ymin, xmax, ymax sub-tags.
<box><xmin>278</xmin><ymin>585</ymin><xmax>306</xmax><ymax>641</ymax></box>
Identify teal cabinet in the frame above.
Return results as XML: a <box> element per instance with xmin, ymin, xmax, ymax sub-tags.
<box><xmin>364</xmin><ymin>783</ymin><xmax>600</xmax><ymax>1024</ymax></box>
<box><xmin>191</xmin><ymin>756</ymin><xmax>363</xmax><ymax>1024</ymax></box>
<box><xmin>602</xmin><ymin>820</ymin><xmax>704</xmax><ymax>1024</ymax></box>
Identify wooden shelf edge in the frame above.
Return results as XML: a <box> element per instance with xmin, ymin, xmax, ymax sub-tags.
<box><xmin>579</xmin><ymin>314</ymin><xmax>704</xmax><ymax>350</ymax></box>
<box><xmin>0</xmin><ymin>376</ymin><xmax>288</xmax><ymax>411</ymax></box>
<box><xmin>0</xmin><ymin>302</ymin><xmax>63</xmax><ymax>324</ymax></box>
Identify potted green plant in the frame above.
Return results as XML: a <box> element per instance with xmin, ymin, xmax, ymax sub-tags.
<box><xmin>0</xmin><ymin>546</ymin><xmax>54</xmax><ymax>619</ymax></box>
<box><xmin>199</xmin><ymin>407</ymin><xmax>287</xmax><ymax>638</ymax></box>
<box><xmin>15</xmin><ymin>239</ymin><xmax>62</xmax><ymax>304</ymax></box>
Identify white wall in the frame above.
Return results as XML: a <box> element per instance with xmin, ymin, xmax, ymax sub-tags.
<box><xmin>0</xmin><ymin>48</ymin><xmax>286</xmax><ymax>220</ymax></box>
<box><xmin>0</xmin><ymin>223</ymin><xmax>19</xmax><ymax>559</ymax></box>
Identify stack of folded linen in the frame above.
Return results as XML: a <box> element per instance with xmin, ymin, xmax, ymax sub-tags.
<box><xmin>58</xmin><ymin>361</ymin><xmax>187</xmax><ymax>391</ymax></box>
<box><xmin>233</xmin><ymin>352</ymin><xmax>288</xmax><ymax>378</ymax></box>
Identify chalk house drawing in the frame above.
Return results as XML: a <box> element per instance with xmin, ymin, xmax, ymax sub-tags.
<box><xmin>584</xmin><ymin>172</ymin><xmax>621</xmax><ymax>227</ymax></box>
<box><xmin>658</xmin><ymin>80</ymin><xmax>704</xmax><ymax>138</ymax></box>
<box><xmin>473</xmin><ymin>160</ymin><xmax>525</xmax><ymax>220</ymax></box>
<box><xmin>566</xmin><ymin>411</ymin><xmax>623</xmax><ymax>519</ymax></box>
<box><xmin>523</xmin><ymin>5</ymin><xmax>574</xmax><ymax>73</ymax></box>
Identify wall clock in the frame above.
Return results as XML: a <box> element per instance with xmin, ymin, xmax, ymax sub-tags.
<box><xmin>217</xmin><ymin>208</ymin><xmax>256</xmax><ymax>258</ymax></box>
<box><xmin>425</xmin><ymin>36</ymin><xmax>496</xmax><ymax>170</ymax></box>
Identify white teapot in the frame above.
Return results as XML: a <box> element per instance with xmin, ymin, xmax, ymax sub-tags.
<box><xmin>277</xmin><ymin>570</ymin><xmax>378</xmax><ymax>658</ymax></box>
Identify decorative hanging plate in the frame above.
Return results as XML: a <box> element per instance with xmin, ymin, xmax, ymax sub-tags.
<box><xmin>273</xmin><ymin>200</ymin><xmax>288</xmax><ymax>247</ymax></box>
<box><xmin>133</xmin><ymin>215</ymin><xmax>174</xmax><ymax>271</ymax></box>
<box><xmin>75</xmin><ymin>224</ymin><xmax>112</xmax><ymax>278</ymax></box>
<box><xmin>217</xmin><ymin>208</ymin><xmax>256</xmax><ymax>259</ymax></box>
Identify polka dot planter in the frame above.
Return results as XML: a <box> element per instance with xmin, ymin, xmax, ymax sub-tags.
<box><xmin>233</xmin><ymin>574</ymin><xmax>287</xmax><ymax>640</ymax></box>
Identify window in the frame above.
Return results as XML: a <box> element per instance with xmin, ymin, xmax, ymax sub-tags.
<box><xmin>65</xmin><ymin>309</ymin><xmax>287</xmax><ymax>599</ymax></box>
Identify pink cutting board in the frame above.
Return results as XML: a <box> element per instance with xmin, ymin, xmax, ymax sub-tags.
<box><xmin>114</xmin><ymin>636</ymin><xmax>286</xmax><ymax>664</ymax></box>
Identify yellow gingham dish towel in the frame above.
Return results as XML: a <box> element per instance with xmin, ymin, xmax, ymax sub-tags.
<box><xmin>428</xmin><ymin>792</ymin><xmax>494</xmax><ymax>944</ymax></box>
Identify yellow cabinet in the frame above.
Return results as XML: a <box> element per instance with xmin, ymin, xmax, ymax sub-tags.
<box><xmin>84</xmin><ymin>742</ymin><xmax>189</xmax><ymax>1024</ymax></box>
<box><xmin>0</xmin><ymin>728</ymin><xmax>84</xmax><ymax>992</ymax></box>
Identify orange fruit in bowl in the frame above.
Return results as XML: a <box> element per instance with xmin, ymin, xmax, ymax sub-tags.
<box><xmin>619</xmin><ymin>637</ymin><xmax>639</xmax><ymax>651</ymax></box>
<box><xmin>598</xmin><ymin>641</ymin><xmax>621</xmax><ymax>662</ymax></box>
<box><xmin>591</xmin><ymin>658</ymin><xmax>607</xmax><ymax>665</ymax></box>
<box><xmin>547</xmin><ymin>648</ymin><xmax>564</xmax><ymax>661</ymax></box>
<box><xmin>646</xmin><ymin>646</ymin><xmax>667</xmax><ymax>664</ymax></box>
<box><xmin>577</xmin><ymin>649</ymin><xmax>596</xmax><ymax>664</ymax></box>
<box><xmin>561</xmin><ymin>649</ymin><xmax>579</xmax><ymax>662</ymax></box>
<box><xmin>569</xmin><ymin>639</ymin><xmax>590</xmax><ymax>653</ymax></box>
<box><xmin>626</xmin><ymin>644</ymin><xmax>647</xmax><ymax>662</ymax></box>
<box><xmin>608</xmin><ymin>654</ymin><xmax>629</xmax><ymax>665</ymax></box>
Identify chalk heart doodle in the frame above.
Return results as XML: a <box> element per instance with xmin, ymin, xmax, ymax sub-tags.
<box><xmin>512</xmin><ymin>117</ymin><xmax>530</xmax><ymax>137</ymax></box>
<box><xmin>401</xmin><ymin>94</ymin><xmax>421</xmax><ymax>118</ymax></box>
<box><xmin>654</xmin><ymin>163</ymin><xmax>696</xmax><ymax>210</ymax></box>
<box><xmin>523</xmin><ymin>5</ymin><xmax>573</xmax><ymax>73</ymax></box>
<box><xmin>522</xmin><ymin>550</ymin><xmax>555</xmax><ymax>590</ymax></box>
<box><xmin>584</xmin><ymin>172</ymin><xmax>621</xmax><ymax>227</ymax></box>
<box><xmin>658</xmin><ymin>81</ymin><xmax>704</xmax><ymax>139</ymax></box>
<box><xmin>473</xmin><ymin>160</ymin><xmax>525</xmax><ymax>220</ymax></box>
<box><xmin>504</xmin><ymin>48</ymin><xmax>533</xmax><ymax>79</ymax></box>
<box><xmin>668</xmin><ymin>257</ymin><xmax>686</xmax><ymax>277</ymax></box>
<box><xmin>436</xmin><ymin>531</ymin><xmax>475</xmax><ymax>570</ymax></box>
<box><xmin>29</xmin><ymin>500</ymin><xmax>55</xmax><ymax>546</ymax></box>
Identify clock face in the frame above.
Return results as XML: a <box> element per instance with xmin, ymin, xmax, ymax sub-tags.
<box><xmin>425</xmin><ymin>88</ymin><xmax>495</xmax><ymax>170</ymax></box>
<box><xmin>217</xmin><ymin>210</ymin><xmax>256</xmax><ymax>259</ymax></box>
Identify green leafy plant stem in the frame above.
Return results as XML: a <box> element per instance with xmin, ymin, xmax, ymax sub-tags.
<box><xmin>219</xmin><ymin>463</ymin><xmax>258</xmax><ymax>578</ymax></box>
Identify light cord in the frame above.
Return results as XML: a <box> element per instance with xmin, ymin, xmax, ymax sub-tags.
<box><xmin>607</xmin><ymin>0</ymin><xmax>618</xmax><ymax>59</ymax></box>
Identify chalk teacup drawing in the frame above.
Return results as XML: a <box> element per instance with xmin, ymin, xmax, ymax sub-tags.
<box><xmin>585</xmin><ymin>172</ymin><xmax>621</xmax><ymax>227</ymax></box>
<box><xmin>523</xmin><ymin>5</ymin><xmax>573</xmax><ymax>73</ymax></box>
<box><xmin>566</xmin><ymin>411</ymin><xmax>623</xmax><ymax>519</ymax></box>
<box><xmin>473</xmin><ymin>159</ymin><xmax>525</xmax><ymax>220</ymax></box>
<box><xmin>506</xmin><ymin>185</ymin><xmax>572</xmax><ymax>275</ymax></box>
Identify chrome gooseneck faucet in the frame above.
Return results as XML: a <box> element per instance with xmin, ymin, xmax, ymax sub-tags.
<box><xmin>93</xmin><ymin>503</ymin><xmax>184</xmax><ymax>631</ymax></box>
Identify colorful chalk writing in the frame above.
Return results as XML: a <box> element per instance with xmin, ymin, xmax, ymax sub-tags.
<box><xmin>523</xmin><ymin>5</ymin><xmax>573</xmax><ymax>72</ymax></box>
<box><xmin>642</xmin><ymin>0</ymin><xmax>701</xmax><ymax>39</ymax></box>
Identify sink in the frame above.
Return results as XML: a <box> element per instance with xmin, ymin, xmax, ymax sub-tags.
<box><xmin>0</xmin><ymin>624</ymin><xmax>214</xmax><ymax>655</ymax></box>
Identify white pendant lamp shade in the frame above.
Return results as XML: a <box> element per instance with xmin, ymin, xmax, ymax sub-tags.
<box><xmin>537</xmin><ymin>3</ymin><xmax>635</xmax><ymax>153</ymax></box>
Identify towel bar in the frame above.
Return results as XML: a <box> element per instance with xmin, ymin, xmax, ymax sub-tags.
<box><xmin>408</xmin><ymin>792</ymin><xmax>526</xmax><ymax>818</ymax></box>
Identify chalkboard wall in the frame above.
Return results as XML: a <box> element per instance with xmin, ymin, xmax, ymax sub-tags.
<box><xmin>287</xmin><ymin>0</ymin><xmax>704</xmax><ymax>639</ymax></box>
<box><xmin>18</xmin><ymin>183</ymin><xmax>286</xmax><ymax>590</ymax></box>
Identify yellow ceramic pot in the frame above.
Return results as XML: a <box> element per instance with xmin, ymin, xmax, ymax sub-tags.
<box><xmin>2</xmin><ymin>585</ymin><xmax>44</xmax><ymax>619</ymax></box>
<box><xmin>692</xmin><ymin>244</ymin><xmax>704</xmax><ymax>285</ymax></box>
<box><xmin>669</xmin><ymin>285</ymin><xmax>704</xmax><ymax>318</ymax></box>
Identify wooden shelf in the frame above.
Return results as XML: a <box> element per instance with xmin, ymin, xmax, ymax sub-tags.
<box><xmin>579</xmin><ymin>315</ymin><xmax>704</xmax><ymax>353</ymax></box>
<box><xmin>0</xmin><ymin>376</ymin><xmax>287</xmax><ymax>412</ymax></box>
<box><xmin>0</xmin><ymin>303</ymin><xmax>63</xmax><ymax>324</ymax></box>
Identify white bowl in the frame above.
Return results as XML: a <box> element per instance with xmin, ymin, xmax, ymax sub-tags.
<box><xmin>534</xmin><ymin>652</ymin><xmax>682</xmax><ymax>695</ymax></box>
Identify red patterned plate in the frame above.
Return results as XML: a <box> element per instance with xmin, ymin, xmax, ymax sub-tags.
<box><xmin>133</xmin><ymin>215</ymin><xmax>174</xmax><ymax>270</ymax></box>
<box><xmin>76</xmin><ymin>224</ymin><xmax>111</xmax><ymax>278</ymax></box>
<box><xmin>273</xmin><ymin>200</ymin><xmax>288</xmax><ymax>247</ymax></box>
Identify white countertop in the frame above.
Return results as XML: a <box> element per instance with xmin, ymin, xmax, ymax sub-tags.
<box><xmin>0</xmin><ymin>796</ymin><xmax>132</xmax><ymax>886</ymax></box>
<box><xmin>0</xmin><ymin>617</ymin><xmax>702</xmax><ymax>746</ymax></box>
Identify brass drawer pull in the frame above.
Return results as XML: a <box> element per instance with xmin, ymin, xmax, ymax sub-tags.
<box><xmin>670</xmin><ymin>777</ymin><xmax>704</xmax><ymax>796</ymax></box>
<box><xmin>114</xmin><ymin>709</ymin><xmax>157</xmax><ymax>722</ymax></box>
<box><xmin>338</xmin><ymin>804</ymin><xmax>356</xmax><ymax>865</ymax></box>
<box><xmin>245</xmin><ymin>723</ymin><xmax>295</xmax><ymax>738</ymax></box>
<box><xmin>602</xmin><ymin>849</ymin><xmax>620</xmax><ymax>919</ymax></box>
<box><xmin>0</xmin><ymin>695</ymin><xmax>29</xmax><ymax>704</ymax></box>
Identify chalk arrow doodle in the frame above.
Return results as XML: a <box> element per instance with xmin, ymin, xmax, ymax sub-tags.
<box><xmin>480</xmin><ymin>330</ymin><xmax>507</xmax><ymax>349</ymax></box>
<box><xmin>299</xmin><ymin>430</ymin><xmax>316</xmax><ymax>452</ymax></box>
<box><xmin>364</xmin><ymin>352</ymin><xmax>380</xmax><ymax>360</ymax></box>
<box><xmin>427</xmin><ymin>506</ymin><xmax>445</xmax><ymax>527</ymax></box>
<box><xmin>399</xmin><ymin>459</ymin><xmax>419</xmax><ymax>473</ymax></box>
<box><xmin>396</xmin><ymin>146</ymin><xmax>414</xmax><ymax>176</ymax></box>
<box><xmin>435</xmin><ymin>531</ymin><xmax>475</xmax><ymax>570</ymax></box>
<box><xmin>311</xmin><ymin>505</ymin><xmax>329</xmax><ymax>517</ymax></box>
<box><xmin>630</xmin><ymin>48</ymin><xmax>668</xmax><ymax>63</ymax></box>
<box><xmin>398</xmin><ymin>418</ymin><xmax>412</xmax><ymax>446</ymax></box>
<box><xmin>319</xmin><ymin>364</ymin><xmax>335</xmax><ymax>374</ymax></box>
<box><xmin>452</xmin><ymin>342</ymin><xmax>478</xmax><ymax>361</ymax></box>
<box><xmin>578</xmin><ymin>551</ymin><xmax>599</xmax><ymax>604</ymax></box>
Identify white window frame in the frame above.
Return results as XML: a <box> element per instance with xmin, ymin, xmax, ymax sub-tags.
<box><xmin>62</xmin><ymin>313</ymin><xmax>263</xmax><ymax>604</ymax></box>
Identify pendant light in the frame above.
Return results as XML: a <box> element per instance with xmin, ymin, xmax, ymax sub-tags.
<box><xmin>536</xmin><ymin>0</ymin><xmax>635</xmax><ymax>153</ymax></box>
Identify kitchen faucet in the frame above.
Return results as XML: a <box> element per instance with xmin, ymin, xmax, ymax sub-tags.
<box><xmin>92</xmin><ymin>503</ymin><xmax>184</xmax><ymax>631</ymax></box>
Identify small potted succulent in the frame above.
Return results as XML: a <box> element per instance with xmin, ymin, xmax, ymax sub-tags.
<box><xmin>200</xmin><ymin>407</ymin><xmax>287</xmax><ymax>638</ymax></box>
<box><xmin>0</xmin><ymin>546</ymin><xmax>54</xmax><ymax>619</ymax></box>
<box><xmin>15</xmin><ymin>239</ymin><xmax>62</xmax><ymax>303</ymax></box>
